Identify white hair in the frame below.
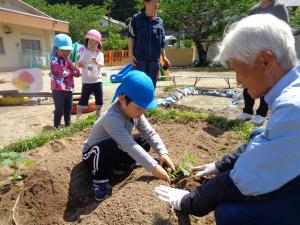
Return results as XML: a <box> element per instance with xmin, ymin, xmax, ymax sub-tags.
<box><xmin>215</xmin><ymin>14</ymin><xmax>298</xmax><ymax>69</ymax></box>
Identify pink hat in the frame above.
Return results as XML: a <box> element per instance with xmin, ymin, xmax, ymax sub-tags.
<box><xmin>85</xmin><ymin>29</ymin><xmax>102</xmax><ymax>43</ymax></box>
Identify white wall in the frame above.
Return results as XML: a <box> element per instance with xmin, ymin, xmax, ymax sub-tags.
<box><xmin>0</xmin><ymin>23</ymin><xmax>54</xmax><ymax>71</ymax></box>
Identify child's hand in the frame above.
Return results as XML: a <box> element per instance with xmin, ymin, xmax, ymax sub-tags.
<box><xmin>77</xmin><ymin>62</ymin><xmax>84</xmax><ymax>68</ymax></box>
<box><xmin>152</xmin><ymin>164</ymin><xmax>170</xmax><ymax>183</ymax></box>
<box><xmin>70</xmin><ymin>63</ymin><xmax>77</xmax><ymax>71</ymax></box>
<box><xmin>159</xmin><ymin>154</ymin><xmax>175</xmax><ymax>171</ymax></box>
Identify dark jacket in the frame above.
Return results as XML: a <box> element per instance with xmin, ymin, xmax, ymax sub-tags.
<box><xmin>128</xmin><ymin>12</ymin><xmax>166</xmax><ymax>61</ymax></box>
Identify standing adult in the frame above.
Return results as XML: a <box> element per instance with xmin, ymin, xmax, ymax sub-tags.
<box><xmin>128</xmin><ymin>0</ymin><xmax>171</xmax><ymax>88</ymax></box>
<box><xmin>237</xmin><ymin>0</ymin><xmax>289</xmax><ymax>126</ymax></box>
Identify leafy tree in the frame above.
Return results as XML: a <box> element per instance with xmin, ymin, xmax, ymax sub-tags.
<box><xmin>44</xmin><ymin>0</ymin><xmax>138</xmax><ymax>22</ymax></box>
<box><xmin>24</xmin><ymin>0</ymin><xmax>107</xmax><ymax>43</ymax></box>
<box><xmin>46</xmin><ymin>0</ymin><xmax>105</xmax><ymax>5</ymax></box>
<box><xmin>160</xmin><ymin>0</ymin><xmax>256</xmax><ymax>65</ymax></box>
<box><xmin>290</xmin><ymin>7</ymin><xmax>300</xmax><ymax>27</ymax></box>
<box><xmin>102</xmin><ymin>32</ymin><xmax>128</xmax><ymax>50</ymax></box>
<box><xmin>110</xmin><ymin>0</ymin><xmax>139</xmax><ymax>22</ymax></box>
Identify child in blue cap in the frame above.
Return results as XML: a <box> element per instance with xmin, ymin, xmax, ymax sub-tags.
<box><xmin>82</xmin><ymin>70</ymin><xmax>175</xmax><ymax>201</ymax></box>
<box><xmin>50</xmin><ymin>34</ymin><xmax>80</xmax><ymax>128</ymax></box>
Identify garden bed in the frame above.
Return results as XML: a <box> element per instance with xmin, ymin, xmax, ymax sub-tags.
<box><xmin>0</xmin><ymin>118</ymin><xmax>242</xmax><ymax>225</ymax></box>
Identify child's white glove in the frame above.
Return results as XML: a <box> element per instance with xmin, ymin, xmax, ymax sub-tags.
<box><xmin>192</xmin><ymin>162</ymin><xmax>219</xmax><ymax>177</ymax></box>
<box><xmin>154</xmin><ymin>185</ymin><xmax>189</xmax><ymax>210</ymax></box>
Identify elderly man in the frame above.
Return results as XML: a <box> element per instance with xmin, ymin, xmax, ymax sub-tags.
<box><xmin>155</xmin><ymin>14</ymin><xmax>300</xmax><ymax>225</ymax></box>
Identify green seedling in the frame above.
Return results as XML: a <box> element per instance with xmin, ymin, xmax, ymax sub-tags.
<box><xmin>0</xmin><ymin>152</ymin><xmax>32</xmax><ymax>182</ymax></box>
<box><xmin>168</xmin><ymin>152</ymin><xmax>197</xmax><ymax>179</ymax></box>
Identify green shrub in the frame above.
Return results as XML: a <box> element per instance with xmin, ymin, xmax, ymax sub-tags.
<box><xmin>183</xmin><ymin>39</ymin><xmax>194</xmax><ymax>48</ymax></box>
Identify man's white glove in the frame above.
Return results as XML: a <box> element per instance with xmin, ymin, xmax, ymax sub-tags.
<box><xmin>154</xmin><ymin>185</ymin><xmax>190</xmax><ymax>210</ymax></box>
<box><xmin>192</xmin><ymin>162</ymin><xmax>219</xmax><ymax>177</ymax></box>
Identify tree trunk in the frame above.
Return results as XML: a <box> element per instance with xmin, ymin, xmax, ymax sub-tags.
<box><xmin>194</xmin><ymin>35</ymin><xmax>208</xmax><ymax>66</ymax></box>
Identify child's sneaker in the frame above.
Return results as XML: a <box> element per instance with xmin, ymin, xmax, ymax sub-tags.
<box><xmin>93</xmin><ymin>180</ymin><xmax>112</xmax><ymax>202</ymax></box>
<box><xmin>236</xmin><ymin>112</ymin><xmax>252</xmax><ymax>121</ymax></box>
<box><xmin>112</xmin><ymin>162</ymin><xmax>141</xmax><ymax>175</ymax></box>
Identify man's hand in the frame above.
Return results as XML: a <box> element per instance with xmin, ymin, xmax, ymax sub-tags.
<box><xmin>162</xmin><ymin>57</ymin><xmax>171</xmax><ymax>69</ymax></box>
<box><xmin>192</xmin><ymin>162</ymin><xmax>219</xmax><ymax>177</ymax></box>
<box><xmin>159</xmin><ymin>154</ymin><xmax>175</xmax><ymax>171</ymax></box>
<box><xmin>152</xmin><ymin>164</ymin><xmax>170</xmax><ymax>183</ymax></box>
<box><xmin>154</xmin><ymin>185</ymin><xmax>189</xmax><ymax>210</ymax></box>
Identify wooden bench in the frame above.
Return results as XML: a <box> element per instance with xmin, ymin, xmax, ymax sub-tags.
<box><xmin>187</xmin><ymin>76</ymin><xmax>236</xmax><ymax>88</ymax></box>
<box><xmin>157</xmin><ymin>75</ymin><xmax>182</xmax><ymax>85</ymax></box>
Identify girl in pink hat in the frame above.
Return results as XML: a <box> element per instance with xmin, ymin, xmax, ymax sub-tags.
<box><xmin>77</xmin><ymin>29</ymin><xmax>104</xmax><ymax>117</ymax></box>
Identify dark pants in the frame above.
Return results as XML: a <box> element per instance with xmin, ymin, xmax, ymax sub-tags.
<box><xmin>52</xmin><ymin>90</ymin><xmax>73</xmax><ymax>128</ymax></box>
<box><xmin>135</xmin><ymin>59</ymin><xmax>160</xmax><ymax>88</ymax></box>
<box><xmin>243</xmin><ymin>88</ymin><xmax>268</xmax><ymax>117</ymax></box>
<box><xmin>78</xmin><ymin>82</ymin><xmax>103</xmax><ymax>110</ymax></box>
<box><xmin>215</xmin><ymin>175</ymin><xmax>300</xmax><ymax>225</ymax></box>
<box><xmin>82</xmin><ymin>135</ymin><xmax>150</xmax><ymax>181</ymax></box>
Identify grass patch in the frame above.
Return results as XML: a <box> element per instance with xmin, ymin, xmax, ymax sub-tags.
<box><xmin>146</xmin><ymin>108</ymin><xmax>256</xmax><ymax>142</ymax></box>
<box><xmin>0</xmin><ymin>115</ymin><xmax>98</xmax><ymax>155</ymax></box>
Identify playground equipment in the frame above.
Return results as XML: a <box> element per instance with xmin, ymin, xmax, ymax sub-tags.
<box><xmin>158</xmin><ymin>56</ymin><xmax>171</xmax><ymax>81</ymax></box>
<box><xmin>188</xmin><ymin>75</ymin><xmax>236</xmax><ymax>89</ymax></box>
<box><xmin>109</xmin><ymin>62</ymin><xmax>180</xmax><ymax>85</ymax></box>
<box><xmin>71</xmin><ymin>96</ymin><xmax>96</xmax><ymax>115</ymax></box>
<box><xmin>110</xmin><ymin>64</ymin><xmax>132</xmax><ymax>83</ymax></box>
<box><xmin>157</xmin><ymin>57</ymin><xmax>182</xmax><ymax>85</ymax></box>
<box><xmin>0</xmin><ymin>96</ymin><xmax>29</xmax><ymax>105</ymax></box>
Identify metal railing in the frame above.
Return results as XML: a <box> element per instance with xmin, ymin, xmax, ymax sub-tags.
<box><xmin>19</xmin><ymin>50</ymin><xmax>129</xmax><ymax>69</ymax></box>
<box><xmin>20</xmin><ymin>51</ymin><xmax>51</xmax><ymax>69</ymax></box>
<box><xmin>103</xmin><ymin>50</ymin><xmax>129</xmax><ymax>66</ymax></box>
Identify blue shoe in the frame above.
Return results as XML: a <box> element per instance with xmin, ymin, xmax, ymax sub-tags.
<box><xmin>93</xmin><ymin>180</ymin><xmax>112</xmax><ymax>202</ymax></box>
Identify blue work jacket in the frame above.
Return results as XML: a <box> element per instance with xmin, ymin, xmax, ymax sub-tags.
<box><xmin>128</xmin><ymin>12</ymin><xmax>166</xmax><ymax>61</ymax></box>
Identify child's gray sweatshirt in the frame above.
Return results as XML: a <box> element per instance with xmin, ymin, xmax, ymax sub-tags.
<box><xmin>82</xmin><ymin>102</ymin><xmax>168</xmax><ymax>171</ymax></box>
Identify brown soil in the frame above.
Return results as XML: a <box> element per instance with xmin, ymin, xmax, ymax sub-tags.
<box><xmin>0</xmin><ymin>119</ymin><xmax>240</xmax><ymax>225</ymax></box>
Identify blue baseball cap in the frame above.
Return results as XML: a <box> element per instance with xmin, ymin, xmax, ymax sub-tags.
<box><xmin>53</xmin><ymin>34</ymin><xmax>73</xmax><ymax>51</ymax></box>
<box><xmin>112</xmin><ymin>70</ymin><xmax>157</xmax><ymax>109</ymax></box>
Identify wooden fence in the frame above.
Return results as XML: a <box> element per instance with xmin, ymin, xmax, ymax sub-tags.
<box><xmin>103</xmin><ymin>50</ymin><xmax>129</xmax><ymax>66</ymax></box>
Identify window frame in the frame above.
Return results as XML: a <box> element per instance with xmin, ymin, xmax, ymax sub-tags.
<box><xmin>21</xmin><ymin>39</ymin><xmax>41</xmax><ymax>53</ymax></box>
<box><xmin>0</xmin><ymin>37</ymin><xmax>5</xmax><ymax>55</ymax></box>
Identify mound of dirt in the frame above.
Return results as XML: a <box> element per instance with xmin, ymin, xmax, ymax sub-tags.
<box><xmin>0</xmin><ymin>120</ymin><xmax>240</xmax><ymax>225</ymax></box>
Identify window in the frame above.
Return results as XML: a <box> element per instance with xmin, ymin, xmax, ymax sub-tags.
<box><xmin>21</xmin><ymin>39</ymin><xmax>41</xmax><ymax>53</ymax></box>
<box><xmin>0</xmin><ymin>37</ymin><xmax>5</xmax><ymax>54</ymax></box>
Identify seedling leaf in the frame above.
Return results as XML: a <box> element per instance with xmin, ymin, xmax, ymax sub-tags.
<box><xmin>24</xmin><ymin>161</ymin><xmax>33</xmax><ymax>167</ymax></box>
<box><xmin>2</xmin><ymin>159</ymin><xmax>13</xmax><ymax>167</ymax></box>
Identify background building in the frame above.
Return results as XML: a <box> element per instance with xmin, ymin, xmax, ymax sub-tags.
<box><xmin>0</xmin><ymin>0</ymin><xmax>69</xmax><ymax>71</ymax></box>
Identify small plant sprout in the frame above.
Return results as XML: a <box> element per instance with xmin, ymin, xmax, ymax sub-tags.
<box><xmin>0</xmin><ymin>152</ymin><xmax>32</xmax><ymax>182</ymax></box>
<box><xmin>168</xmin><ymin>152</ymin><xmax>197</xmax><ymax>179</ymax></box>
